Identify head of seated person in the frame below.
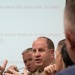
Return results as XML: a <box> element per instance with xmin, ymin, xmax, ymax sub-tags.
<box><xmin>22</xmin><ymin>48</ymin><xmax>38</xmax><ymax>74</ymax></box>
<box><xmin>61</xmin><ymin>44</ymin><xmax>74</xmax><ymax>68</ymax></box>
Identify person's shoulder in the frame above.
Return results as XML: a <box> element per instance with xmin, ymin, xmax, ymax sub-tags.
<box><xmin>32</xmin><ymin>70</ymin><xmax>39</xmax><ymax>75</ymax></box>
<box><xmin>55</xmin><ymin>65</ymin><xmax>75</xmax><ymax>75</ymax></box>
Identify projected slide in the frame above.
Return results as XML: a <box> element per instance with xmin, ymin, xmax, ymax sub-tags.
<box><xmin>0</xmin><ymin>0</ymin><xmax>65</xmax><ymax>71</ymax></box>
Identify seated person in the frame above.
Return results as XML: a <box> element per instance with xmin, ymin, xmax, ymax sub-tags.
<box><xmin>61</xmin><ymin>44</ymin><xmax>74</xmax><ymax>68</ymax></box>
<box><xmin>44</xmin><ymin>39</ymin><xmax>74</xmax><ymax>75</ymax></box>
<box><xmin>4</xmin><ymin>48</ymin><xmax>38</xmax><ymax>75</ymax></box>
<box><xmin>22</xmin><ymin>48</ymin><xmax>38</xmax><ymax>75</ymax></box>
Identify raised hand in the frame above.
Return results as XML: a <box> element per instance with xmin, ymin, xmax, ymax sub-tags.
<box><xmin>0</xmin><ymin>60</ymin><xmax>8</xmax><ymax>75</ymax></box>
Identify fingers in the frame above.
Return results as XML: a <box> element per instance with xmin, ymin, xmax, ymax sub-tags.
<box><xmin>44</xmin><ymin>64</ymin><xmax>57</xmax><ymax>75</ymax></box>
<box><xmin>24</xmin><ymin>67</ymin><xmax>28</xmax><ymax>75</ymax></box>
<box><xmin>53</xmin><ymin>64</ymin><xmax>57</xmax><ymax>73</ymax></box>
<box><xmin>5</xmin><ymin>69</ymin><xmax>21</xmax><ymax>75</ymax></box>
<box><xmin>44</xmin><ymin>66</ymin><xmax>53</xmax><ymax>75</ymax></box>
<box><xmin>0</xmin><ymin>60</ymin><xmax>8</xmax><ymax>74</ymax></box>
<box><xmin>8</xmin><ymin>69</ymin><xmax>18</xmax><ymax>75</ymax></box>
<box><xmin>4</xmin><ymin>73</ymin><xmax>12</xmax><ymax>75</ymax></box>
<box><xmin>2</xmin><ymin>60</ymin><xmax>8</xmax><ymax>69</ymax></box>
<box><xmin>0</xmin><ymin>65</ymin><xmax>2</xmax><ymax>74</ymax></box>
<box><xmin>7</xmin><ymin>67</ymin><xmax>28</xmax><ymax>75</ymax></box>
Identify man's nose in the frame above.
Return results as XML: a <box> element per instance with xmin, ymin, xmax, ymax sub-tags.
<box><xmin>26</xmin><ymin>62</ymin><xmax>31</xmax><ymax>67</ymax></box>
<box><xmin>35</xmin><ymin>50</ymin><xmax>41</xmax><ymax>57</ymax></box>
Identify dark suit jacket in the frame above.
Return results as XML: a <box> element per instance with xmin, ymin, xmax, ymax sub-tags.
<box><xmin>55</xmin><ymin>65</ymin><xmax>75</xmax><ymax>75</ymax></box>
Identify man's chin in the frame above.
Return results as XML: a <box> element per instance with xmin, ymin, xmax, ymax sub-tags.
<box><xmin>35</xmin><ymin>63</ymin><xmax>43</xmax><ymax>67</ymax></box>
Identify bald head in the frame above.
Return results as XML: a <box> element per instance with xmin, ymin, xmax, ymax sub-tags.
<box><xmin>33</xmin><ymin>36</ymin><xmax>55</xmax><ymax>50</ymax></box>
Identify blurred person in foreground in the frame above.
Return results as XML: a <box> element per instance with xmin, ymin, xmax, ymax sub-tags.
<box><xmin>55</xmin><ymin>0</ymin><xmax>75</xmax><ymax>75</ymax></box>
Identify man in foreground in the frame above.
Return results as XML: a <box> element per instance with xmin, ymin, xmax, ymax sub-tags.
<box><xmin>55</xmin><ymin>0</ymin><xmax>75</xmax><ymax>75</ymax></box>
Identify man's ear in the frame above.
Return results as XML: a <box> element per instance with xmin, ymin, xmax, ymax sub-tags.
<box><xmin>65</xmin><ymin>31</ymin><xmax>75</xmax><ymax>50</ymax></box>
<box><xmin>50</xmin><ymin>49</ymin><xmax>54</xmax><ymax>59</ymax></box>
